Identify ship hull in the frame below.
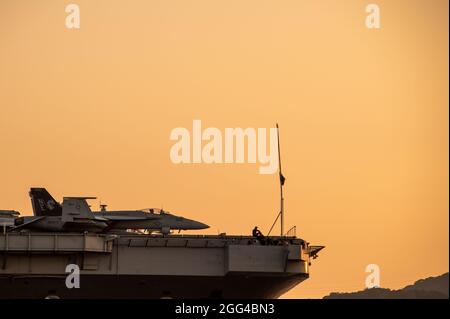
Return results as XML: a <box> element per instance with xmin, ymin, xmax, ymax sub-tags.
<box><xmin>1</xmin><ymin>232</ymin><xmax>316</xmax><ymax>299</ymax></box>
<box><xmin>0</xmin><ymin>273</ymin><xmax>307</xmax><ymax>299</ymax></box>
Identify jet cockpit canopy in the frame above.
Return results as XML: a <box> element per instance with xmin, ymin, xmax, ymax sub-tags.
<box><xmin>140</xmin><ymin>208</ymin><xmax>171</xmax><ymax>215</ymax></box>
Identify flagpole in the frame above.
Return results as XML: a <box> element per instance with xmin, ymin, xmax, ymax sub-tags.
<box><xmin>276</xmin><ymin>123</ymin><xmax>284</xmax><ymax>236</ymax></box>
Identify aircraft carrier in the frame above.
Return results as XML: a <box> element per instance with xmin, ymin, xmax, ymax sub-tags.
<box><xmin>0</xmin><ymin>183</ymin><xmax>323</xmax><ymax>299</ymax></box>
<box><xmin>0</xmin><ymin>231</ymin><xmax>322</xmax><ymax>299</ymax></box>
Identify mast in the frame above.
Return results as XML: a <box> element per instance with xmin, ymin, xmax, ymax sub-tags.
<box><xmin>267</xmin><ymin>123</ymin><xmax>286</xmax><ymax>237</ymax></box>
<box><xmin>276</xmin><ymin>123</ymin><xmax>285</xmax><ymax>236</ymax></box>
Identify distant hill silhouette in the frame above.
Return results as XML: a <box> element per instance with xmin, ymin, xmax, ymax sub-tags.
<box><xmin>324</xmin><ymin>273</ymin><xmax>448</xmax><ymax>299</ymax></box>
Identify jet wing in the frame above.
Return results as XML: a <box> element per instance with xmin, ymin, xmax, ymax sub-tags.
<box><xmin>9</xmin><ymin>216</ymin><xmax>46</xmax><ymax>231</ymax></box>
<box><xmin>98</xmin><ymin>215</ymin><xmax>160</xmax><ymax>221</ymax></box>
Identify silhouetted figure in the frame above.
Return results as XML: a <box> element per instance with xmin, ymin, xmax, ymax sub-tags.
<box><xmin>252</xmin><ymin>226</ymin><xmax>266</xmax><ymax>245</ymax></box>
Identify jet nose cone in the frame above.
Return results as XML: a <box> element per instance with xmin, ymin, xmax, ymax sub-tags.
<box><xmin>189</xmin><ymin>220</ymin><xmax>209</xmax><ymax>230</ymax></box>
<box><xmin>196</xmin><ymin>221</ymin><xmax>209</xmax><ymax>230</ymax></box>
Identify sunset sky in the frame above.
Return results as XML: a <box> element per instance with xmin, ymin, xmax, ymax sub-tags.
<box><xmin>0</xmin><ymin>0</ymin><xmax>448</xmax><ymax>298</ymax></box>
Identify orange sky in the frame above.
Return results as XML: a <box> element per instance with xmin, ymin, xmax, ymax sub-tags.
<box><xmin>0</xmin><ymin>0</ymin><xmax>448</xmax><ymax>298</ymax></box>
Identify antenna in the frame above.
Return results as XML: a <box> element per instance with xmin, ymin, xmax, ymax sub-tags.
<box><xmin>277</xmin><ymin>124</ymin><xmax>285</xmax><ymax>236</ymax></box>
<box><xmin>267</xmin><ymin>123</ymin><xmax>286</xmax><ymax>237</ymax></box>
<box><xmin>99</xmin><ymin>199</ymin><xmax>108</xmax><ymax>212</ymax></box>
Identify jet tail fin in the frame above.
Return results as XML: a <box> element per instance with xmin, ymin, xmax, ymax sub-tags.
<box><xmin>29</xmin><ymin>188</ymin><xmax>62</xmax><ymax>216</ymax></box>
<box><xmin>61</xmin><ymin>197</ymin><xmax>96</xmax><ymax>222</ymax></box>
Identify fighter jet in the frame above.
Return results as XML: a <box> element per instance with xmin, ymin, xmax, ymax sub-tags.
<box><xmin>93</xmin><ymin>208</ymin><xmax>209</xmax><ymax>234</ymax></box>
<box><xmin>13</xmin><ymin>195</ymin><xmax>109</xmax><ymax>232</ymax></box>
<box><xmin>1</xmin><ymin>210</ymin><xmax>20</xmax><ymax>230</ymax></box>
<box><xmin>21</xmin><ymin>188</ymin><xmax>209</xmax><ymax>234</ymax></box>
